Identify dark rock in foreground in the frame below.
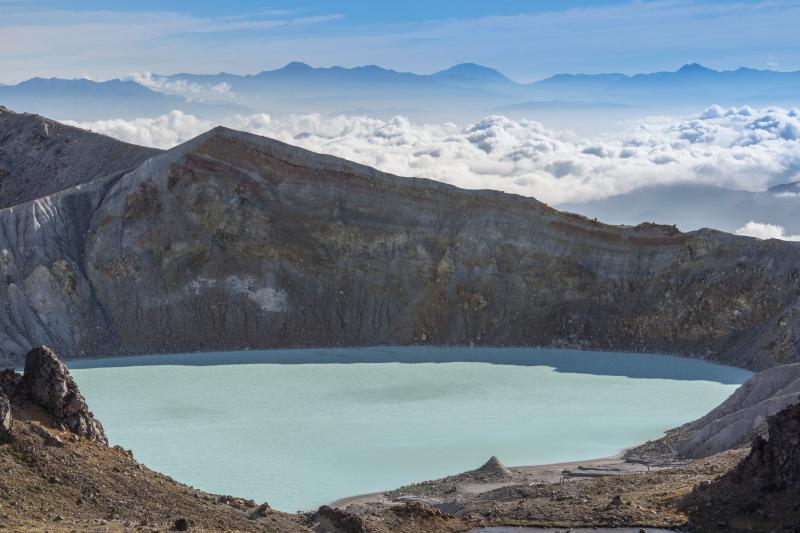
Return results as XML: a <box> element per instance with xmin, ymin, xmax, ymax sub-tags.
<box><xmin>2</xmin><ymin>345</ymin><xmax>107</xmax><ymax>444</ymax></box>
<box><xmin>683</xmin><ymin>401</ymin><xmax>800</xmax><ymax>531</ymax></box>
<box><xmin>0</xmin><ymin>344</ymin><xmax>314</xmax><ymax>532</ymax></box>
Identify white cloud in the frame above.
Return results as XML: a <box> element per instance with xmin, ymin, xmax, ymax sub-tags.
<box><xmin>735</xmin><ymin>221</ymin><xmax>800</xmax><ymax>241</ymax></box>
<box><xmin>66</xmin><ymin>111</ymin><xmax>213</xmax><ymax>149</ymax></box>
<box><xmin>65</xmin><ymin>105</ymin><xmax>800</xmax><ymax>205</ymax></box>
<box><xmin>124</xmin><ymin>72</ymin><xmax>233</xmax><ymax>101</ymax></box>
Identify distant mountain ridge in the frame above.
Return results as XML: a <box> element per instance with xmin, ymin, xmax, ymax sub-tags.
<box><xmin>0</xmin><ymin>77</ymin><xmax>246</xmax><ymax>121</ymax></box>
<box><xmin>4</xmin><ymin>62</ymin><xmax>797</xmax><ymax>127</ymax></box>
<box><xmin>769</xmin><ymin>181</ymin><xmax>800</xmax><ymax>195</ymax></box>
<box><xmin>532</xmin><ymin>62</ymin><xmax>800</xmax><ymax>104</ymax></box>
<box><xmin>559</xmin><ymin>182</ymin><xmax>800</xmax><ymax>235</ymax></box>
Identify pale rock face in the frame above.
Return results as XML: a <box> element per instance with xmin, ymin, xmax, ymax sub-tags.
<box><xmin>0</xmin><ymin>392</ymin><xmax>11</xmax><ymax>441</ymax></box>
<box><xmin>0</xmin><ymin>124</ymin><xmax>799</xmax><ymax>371</ymax></box>
<box><xmin>224</xmin><ymin>277</ymin><xmax>290</xmax><ymax>313</ymax></box>
<box><xmin>628</xmin><ymin>362</ymin><xmax>800</xmax><ymax>460</ymax></box>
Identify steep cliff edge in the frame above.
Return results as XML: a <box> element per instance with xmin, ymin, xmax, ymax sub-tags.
<box><xmin>0</xmin><ymin>106</ymin><xmax>160</xmax><ymax>208</ymax></box>
<box><xmin>0</xmin><ymin>122</ymin><xmax>799</xmax><ymax>369</ymax></box>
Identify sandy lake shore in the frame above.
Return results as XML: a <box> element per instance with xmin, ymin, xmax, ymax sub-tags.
<box><xmin>330</xmin><ymin>451</ymin><xmax>670</xmax><ymax>509</ymax></box>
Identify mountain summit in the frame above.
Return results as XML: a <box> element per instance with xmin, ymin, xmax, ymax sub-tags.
<box><xmin>432</xmin><ymin>63</ymin><xmax>514</xmax><ymax>85</ymax></box>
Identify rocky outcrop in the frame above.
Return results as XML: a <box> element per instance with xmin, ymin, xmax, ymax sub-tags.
<box><xmin>0</xmin><ymin>367</ymin><xmax>312</xmax><ymax>533</ymax></box>
<box><xmin>0</xmin><ymin>106</ymin><xmax>160</xmax><ymax>208</ymax></box>
<box><xmin>734</xmin><ymin>402</ymin><xmax>800</xmax><ymax>490</ymax></box>
<box><xmin>0</xmin><ymin>391</ymin><xmax>11</xmax><ymax>442</ymax></box>
<box><xmin>684</xmin><ymin>402</ymin><xmax>800</xmax><ymax>531</ymax></box>
<box><xmin>315</xmin><ymin>505</ymin><xmax>369</xmax><ymax>533</ymax></box>
<box><xmin>314</xmin><ymin>502</ymin><xmax>465</xmax><ymax>533</ymax></box>
<box><xmin>627</xmin><ymin>363</ymin><xmax>800</xmax><ymax>461</ymax></box>
<box><xmin>20</xmin><ymin>346</ymin><xmax>107</xmax><ymax>444</ymax></box>
<box><xmin>0</xmin><ymin>119</ymin><xmax>800</xmax><ymax>370</ymax></box>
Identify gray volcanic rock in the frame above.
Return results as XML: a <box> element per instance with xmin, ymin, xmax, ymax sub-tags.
<box><xmin>0</xmin><ymin>106</ymin><xmax>159</xmax><ymax>208</ymax></box>
<box><xmin>627</xmin><ymin>363</ymin><xmax>800</xmax><ymax>460</ymax></box>
<box><xmin>736</xmin><ymin>402</ymin><xmax>800</xmax><ymax>490</ymax></box>
<box><xmin>0</xmin><ymin>391</ymin><xmax>11</xmax><ymax>442</ymax></box>
<box><xmin>20</xmin><ymin>346</ymin><xmax>107</xmax><ymax>444</ymax></box>
<box><xmin>684</xmin><ymin>402</ymin><xmax>800</xmax><ymax>531</ymax></box>
<box><xmin>0</xmin><ymin>121</ymin><xmax>799</xmax><ymax>370</ymax></box>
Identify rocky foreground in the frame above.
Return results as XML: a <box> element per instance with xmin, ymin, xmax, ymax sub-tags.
<box><xmin>0</xmin><ymin>347</ymin><xmax>310</xmax><ymax>532</ymax></box>
<box><xmin>1</xmin><ymin>108</ymin><xmax>800</xmax><ymax>370</ymax></box>
<box><xmin>682</xmin><ymin>400</ymin><xmax>800</xmax><ymax>530</ymax></box>
<box><xmin>2</xmin><ymin>346</ymin><xmax>800</xmax><ymax>532</ymax></box>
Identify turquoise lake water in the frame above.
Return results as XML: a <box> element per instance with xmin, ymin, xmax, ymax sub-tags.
<box><xmin>68</xmin><ymin>346</ymin><xmax>751</xmax><ymax>512</ymax></box>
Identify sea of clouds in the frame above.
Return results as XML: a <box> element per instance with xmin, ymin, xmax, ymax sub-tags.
<box><xmin>66</xmin><ymin>105</ymin><xmax>800</xmax><ymax>210</ymax></box>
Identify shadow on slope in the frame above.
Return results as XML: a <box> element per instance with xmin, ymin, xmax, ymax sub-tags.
<box><xmin>66</xmin><ymin>346</ymin><xmax>751</xmax><ymax>385</ymax></box>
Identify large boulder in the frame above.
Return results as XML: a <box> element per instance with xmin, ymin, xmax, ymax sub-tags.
<box><xmin>21</xmin><ymin>346</ymin><xmax>107</xmax><ymax>445</ymax></box>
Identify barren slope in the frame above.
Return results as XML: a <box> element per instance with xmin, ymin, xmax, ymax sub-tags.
<box><xmin>628</xmin><ymin>363</ymin><xmax>800</xmax><ymax>461</ymax></box>
<box><xmin>0</xmin><ymin>106</ymin><xmax>159</xmax><ymax>208</ymax></box>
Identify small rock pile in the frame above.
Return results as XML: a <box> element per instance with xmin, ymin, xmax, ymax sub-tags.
<box><xmin>470</xmin><ymin>456</ymin><xmax>515</xmax><ymax>482</ymax></box>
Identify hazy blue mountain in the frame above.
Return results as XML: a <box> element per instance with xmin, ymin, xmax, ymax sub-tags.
<box><xmin>166</xmin><ymin>61</ymin><xmax>515</xmax><ymax>91</ymax></box>
<box><xmin>0</xmin><ymin>77</ymin><xmax>247</xmax><ymax>121</ymax></box>
<box><xmin>153</xmin><ymin>62</ymin><xmax>800</xmax><ymax>127</ymax></box>
<box><xmin>149</xmin><ymin>62</ymin><xmax>531</xmax><ymax>122</ymax></box>
<box><xmin>429</xmin><ymin>63</ymin><xmax>516</xmax><ymax>89</ymax></box>
<box><xmin>3</xmin><ymin>63</ymin><xmax>798</xmax><ymax>130</ymax></box>
<box><xmin>558</xmin><ymin>183</ymin><xmax>800</xmax><ymax>234</ymax></box>
<box><xmin>768</xmin><ymin>181</ymin><xmax>800</xmax><ymax>195</ymax></box>
<box><xmin>529</xmin><ymin>63</ymin><xmax>800</xmax><ymax>107</ymax></box>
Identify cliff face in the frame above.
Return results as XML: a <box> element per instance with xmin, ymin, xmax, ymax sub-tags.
<box><xmin>0</xmin><ymin>106</ymin><xmax>159</xmax><ymax>208</ymax></box>
<box><xmin>1</xmin><ymin>124</ymin><xmax>800</xmax><ymax>369</ymax></box>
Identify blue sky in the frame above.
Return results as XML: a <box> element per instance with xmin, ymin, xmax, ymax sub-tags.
<box><xmin>1</xmin><ymin>0</ymin><xmax>799</xmax><ymax>83</ymax></box>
